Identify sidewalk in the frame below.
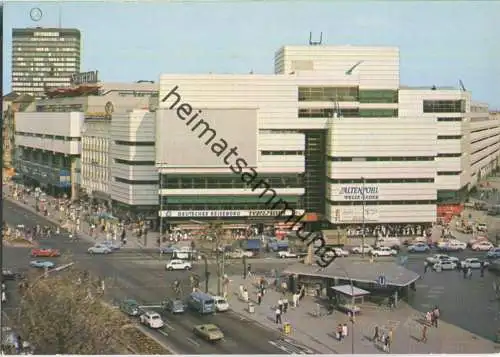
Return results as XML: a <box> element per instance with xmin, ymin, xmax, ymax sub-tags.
<box><xmin>210</xmin><ymin>275</ymin><xmax>497</xmax><ymax>354</ymax></box>
<box><xmin>3</xmin><ymin>184</ymin><xmax>161</xmax><ymax>251</ymax></box>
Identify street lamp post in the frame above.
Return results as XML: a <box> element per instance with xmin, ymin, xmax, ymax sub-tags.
<box><xmin>361</xmin><ymin>176</ymin><xmax>366</xmax><ymax>257</ymax></box>
<box><xmin>158</xmin><ymin>173</ymin><xmax>164</xmax><ymax>246</ymax></box>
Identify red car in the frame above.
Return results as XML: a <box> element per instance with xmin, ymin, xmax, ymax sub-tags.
<box><xmin>31</xmin><ymin>248</ymin><xmax>60</xmax><ymax>258</ymax></box>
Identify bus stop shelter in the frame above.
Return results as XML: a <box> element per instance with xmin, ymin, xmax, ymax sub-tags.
<box><xmin>331</xmin><ymin>284</ymin><xmax>371</xmax><ymax>315</ymax></box>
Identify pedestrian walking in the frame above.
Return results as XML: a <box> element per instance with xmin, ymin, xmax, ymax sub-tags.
<box><xmin>467</xmin><ymin>267</ymin><xmax>472</xmax><ymax>279</ymax></box>
<box><xmin>336</xmin><ymin>324</ymin><xmax>343</xmax><ymax>341</ymax></box>
<box><xmin>421</xmin><ymin>324</ymin><xmax>428</xmax><ymax>343</ymax></box>
<box><xmin>432</xmin><ymin>306</ymin><xmax>440</xmax><ymax>327</ymax></box>
<box><xmin>275</xmin><ymin>308</ymin><xmax>282</xmax><ymax>324</ymax></box>
<box><xmin>247</xmin><ymin>264</ymin><xmax>253</xmax><ymax>278</ymax></box>
<box><xmin>1</xmin><ymin>290</ymin><xmax>6</xmax><ymax>303</ymax></box>
<box><xmin>480</xmin><ymin>261</ymin><xmax>485</xmax><ymax>277</ymax></box>
<box><xmin>342</xmin><ymin>323</ymin><xmax>348</xmax><ymax>337</ymax></box>
<box><xmin>283</xmin><ymin>296</ymin><xmax>289</xmax><ymax>313</ymax></box>
<box><xmin>424</xmin><ymin>260</ymin><xmax>428</xmax><ymax>273</ymax></box>
<box><xmin>463</xmin><ymin>266</ymin><xmax>467</xmax><ymax>279</ymax></box>
<box><xmin>292</xmin><ymin>292</ymin><xmax>299</xmax><ymax>308</ymax></box>
<box><xmin>384</xmin><ymin>333</ymin><xmax>391</xmax><ymax>352</ymax></box>
<box><xmin>425</xmin><ymin>311</ymin><xmax>432</xmax><ymax>326</ymax></box>
<box><xmin>257</xmin><ymin>291</ymin><xmax>262</xmax><ymax>305</ymax></box>
<box><xmin>278</xmin><ymin>298</ymin><xmax>283</xmax><ymax>314</ymax></box>
<box><xmin>372</xmin><ymin>325</ymin><xmax>380</xmax><ymax>342</ymax></box>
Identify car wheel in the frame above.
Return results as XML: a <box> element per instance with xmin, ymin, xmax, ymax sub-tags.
<box><xmin>185</xmin><ymin>266</ymin><xmax>191</xmax><ymax>270</ymax></box>
<box><xmin>167</xmin><ymin>267</ymin><xmax>173</xmax><ymax>271</ymax></box>
<box><xmin>373</xmin><ymin>254</ymin><xmax>378</xmax><ymax>257</ymax></box>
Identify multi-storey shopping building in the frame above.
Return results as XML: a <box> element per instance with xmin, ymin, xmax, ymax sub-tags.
<box><xmin>14</xmin><ymin>80</ymin><xmax>158</xmax><ymax>212</ymax></box>
<box><xmin>156</xmin><ymin>45</ymin><xmax>500</xmax><ymax>230</ymax></box>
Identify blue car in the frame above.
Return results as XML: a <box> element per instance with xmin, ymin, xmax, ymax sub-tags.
<box><xmin>103</xmin><ymin>240</ymin><xmax>122</xmax><ymax>251</ymax></box>
<box><xmin>30</xmin><ymin>260</ymin><xmax>56</xmax><ymax>269</ymax></box>
<box><xmin>486</xmin><ymin>247</ymin><xmax>500</xmax><ymax>259</ymax></box>
<box><xmin>407</xmin><ymin>243</ymin><xmax>430</xmax><ymax>253</ymax></box>
<box><xmin>160</xmin><ymin>245</ymin><xmax>177</xmax><ymax>254</ymax></box>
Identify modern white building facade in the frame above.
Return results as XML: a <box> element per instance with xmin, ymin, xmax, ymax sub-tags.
<box><xmin>156</xmin><ymin>45</ymin><xmax>500</xmax><ymax>229</ymax></box>
<box><xmin>15</xmin><ymin>111</ymin><xmax>83</xmax><ymax>198</ymax></box>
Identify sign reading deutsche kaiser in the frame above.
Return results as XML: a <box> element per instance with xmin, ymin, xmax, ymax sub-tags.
<box><xmin>339</xmin><ymin>186</ymin><xmax>379</xmax><ymax>200</ymax></box>
<box><xmin>159</xmin><ymin>209</ymin><xmax>306</xmax><ymax>218</ymax></box>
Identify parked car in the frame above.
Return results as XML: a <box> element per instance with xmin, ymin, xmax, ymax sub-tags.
<box><xmin>467</xmin><ymin>235</ymin><xmax>488</xmax><ymax>248</ymax></box>
<box><xmin>371</xmin><ymin>247</ymin><xmax>397</xmax><ymax>257</ymax></box>
<box><xmin>87</xmin><ymin>244</ymin><xmax>112</xmax><ymax>255</ymax></box>
<box><xmin>433</xmin><ymin>259</ymin><xmax>457</xmax><ymax>271</ymax></box>
<box><xmin>120</xmin><ymin>299</ymin><xmax>141</xmax><ymax>316</ymax></box>
<box><xmin>29</xmin><ymin>260</ymin><xmax>55</xmax><ymax>269</ymax></box>
<box><xmin>350</xmin><ymin>244</ymin><xmax>373</xmax><ymax>254</ymax></box>
<box><xmin>486</xmin><ymin>247</ymin><xmax>500</xmax><ymax>259</ymax></box>
<box><xmin>476</xmin><ymin>223</ymin><xmax>488</xmax><ymax>232</ymax></box>
<box><xmin>375</xmin><ymin>237</ymin><xmax>401</xmax><ymax>250</ymax></box>
<box><xmin>165</xmin><ymin>259</ymin><xmax>192</xmax><ymax>271</ymax></box>
<box><xmin>407</xmin><ymin>243</ymin><xmax>431</xmax><ymax>253</ymax></box>
<box><xmin>162</xmin><ymin>297</ymin><xmax>185</xmax><ymax>314</ymax></box>
<box><xmin>31</xmin><ymin>248</ymin><xmax>60</xmax><ymax>257</ymax></box>
<box><xmin>426</xmin><ymin>254</ymin><xmax>459</xmax><ymax>264</ymax></box>
<box><xmin>2</xmin><ymin>269</ymin><xmax>24</xmax><ymax>281</ymax></box>
<box><xmin>193</xmin><ymin>324</ymin><xmax>224</xmax><ymax>341</ymax></box>
<box><xmin>332</xmin><ymin>247</ymin><xmax>349</xmax><ymax>257</ymax></box>
<box><xmin>277</xmin><ymin>251</ymin><xmax>298</xmax><ymax>259</ymax></box>
<box><xmin>459</xmin><ymin>258</ymin><xmax>489</xmax><ymax>269</ymax></box>
<box><xmin>437</xmin><ymin>241</ymin><xmax>466</xmax><ymax>252</ymax></box>
<box><xmin>226</xmin><ymin>249</ymin><xmax>253</xmax><ymax>259</ymax></box>
<box><xmin>213</xmin><ymin>296</ymin><xmax>230</xmax><ymax>312</ymax></box>
<box><xmin>471</xmin><ymin>241</ymin><xmax>494</xmax><ymax>251</ymax></box>
<box><xmin>139</xmin><ymin>311</ymin><xmax>164</xmax><ymax>329</ymax></box>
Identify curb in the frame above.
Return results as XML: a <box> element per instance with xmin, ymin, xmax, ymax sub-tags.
<box><xmin>5</xmin><ymin>198</ymin><xmax>160</xmax><ymax>252</ymax></box>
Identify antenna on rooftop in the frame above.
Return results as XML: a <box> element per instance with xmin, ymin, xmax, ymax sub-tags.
<box><xmin>459</xmin><ymin>79</ymin><xmax>467</xmax><ymax>92</ymax></box>
<box><xmin>309</xmin><ymin>32</ymin><xmax>323</xmax><ymax>46</ymax></box>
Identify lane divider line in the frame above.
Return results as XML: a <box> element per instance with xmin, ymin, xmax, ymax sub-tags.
<box><xmin>186</xmin><ymin>337</ymin><xmax>200</xmax><ymax>347</ymax></box>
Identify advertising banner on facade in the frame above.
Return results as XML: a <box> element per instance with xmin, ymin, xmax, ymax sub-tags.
<box><xmin>331</xmin><ymin>207</ymin><xmax>379</xmax><ymax>223</ymax></box>
<box><xmin>159</xmin><ymin>209</ymin><xmax>305</xmax><ymax>218</ymax></box>
<box><xmin>331</xmin><ymin>185</ymin><xmax>380</xmax><ymax>201</ymax></box>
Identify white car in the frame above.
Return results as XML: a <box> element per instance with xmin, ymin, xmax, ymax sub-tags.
<box><xmin>332</xmin><ymin>247</ymin><xmax>350</xmax><ymax>257</ymax></box>
<box><xmin>437</xmin><ymin>240</ymin><xmax>466</xmax><ymax>252</ymax></box>
<box><xmin>376</xmin><ymin>237</ymin><xmax>401</xmax><ymax>249</ymax></box>
<box><xmin>476</xmin><ymin>223</ymin><xmax>488</xmax><ymax>232</ymax></box>
<box><xmin>139</xmin><ymin>311</ymin><xmax>164</xmax><ymax>329</ymax></box>
<box><xmin>471</xmin><ymin>241</ymin><xmax>494</xmax><ymax>251</ymax></box>
<box><xmin>433</xmin><ymin>260</ymin><xmax>457</xmax><ymax>271</ymax></box>
<box><xmin>165</xmin><ymin>259</ymin><xmax>192</xmax><ymax>271</ymax></box>
<box><xmin>226</xmin><ymin>249</ymin><xmax>254</xmax><ymax>258</ymax></box>
<box><xmin>87</xmin><ymin>244</ymin><xmax>112</xmax><ymax>254</ymax></box>
<box><xmin>459</xmin><ymin>258</ymin><xmax>489</xmax><ymax>269</ymax></box>
<box><xmin>213</xmin><ymin>296</ymin><xmax>230</xmax><ymax>312</ymax></box>
<box><xmin>277</xmin><ymin>251</ymin><xmax>298</xmax><ymax>259</ymax></box>
<box><xmin>351</xmin><ymin>244</ymin><xmax>373</xmax><ymax>254</ymax></box>
<box><xmin>426</xmin><ymin>254</ymin><xmax>459</xmax><ymax>264</ymax></box>
<box><xmin>371</xmin><ymin>247</ymin><xmax>397</xmax><ymax>257</ymax></box>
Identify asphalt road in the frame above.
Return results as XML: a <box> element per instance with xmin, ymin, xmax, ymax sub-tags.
<box><xmin>2</xmin><ymin>200</ymin><xmax>312</xmax><ymax>354</ymax></box>
<box><xmin>397</xmin><ymin>250</ymin><xmax>500</xmax><ymax>341</ymax></box>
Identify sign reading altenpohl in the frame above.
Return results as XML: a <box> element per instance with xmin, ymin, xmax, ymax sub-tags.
<box><xmin>71</xmin><ymin>70</ymin><xmax>99</xmax><ymax>85</ymax></box>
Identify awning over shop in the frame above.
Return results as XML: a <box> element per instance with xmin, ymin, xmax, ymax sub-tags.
<box><xmin>331</xmin><ymin>285</ymin><xmax>370</xmax><ymax>297</ymax></box>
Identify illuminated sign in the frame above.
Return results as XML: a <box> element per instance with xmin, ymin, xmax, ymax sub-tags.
<box><xmin>159</xmin><ymin>209</ymin><xmax>306</xmax><ymax>218</ymax></box>
<box><xmin>71</xmin><ymin>71</ymin><xmax>99</xmax><ymax>85</ymax></box>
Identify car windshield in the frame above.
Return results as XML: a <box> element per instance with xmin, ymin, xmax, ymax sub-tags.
<box><xmin>173</xmin><ymin>301</ymin><xmax>183</xmax><ymax>308</ymax></box>
<box><xmin>207</xmin><ymin>327</ymin><xmax>219</xmax><ymax>332</ymax></box>
<box><xmin>151</xmin><ymin>315</ymin><xmax>160</xmax><ymax>320</ymax></box>
<box><xmin>217</xmin><ymin>299</ymin><xmax>226</xmax><ymax>304</ymax></box>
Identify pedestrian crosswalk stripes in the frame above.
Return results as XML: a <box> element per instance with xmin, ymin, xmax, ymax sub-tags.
<box><xmin>268</xmin><ymin>339</ymin><xmax>315</xmax><ymax>354</ymax></box>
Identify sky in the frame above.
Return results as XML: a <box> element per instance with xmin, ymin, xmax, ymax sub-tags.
<box><xmin>3</xmin><ymin>1</ymin><xmax>500</xmax><ymax>108</ymax></box>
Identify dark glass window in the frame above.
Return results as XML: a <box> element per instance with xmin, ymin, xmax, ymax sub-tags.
<box><xmin>115</xmin><ymin>159</ymin><xmax>155</xmax><ymax>166</ymax></box>
<box><xmin>298</xmin><ymin>108</ymin><xmax>359</xmax><ymax>118</ymax></box>
<box><xmin>358</xmin><ymin>90</ymin><xmax>398</xmax><ymax>104</ymax></box>
<box><xmin>114</xmin><ymin>177</ymin><xmax>157</xmax><ymax>184</ymax></box>
<box><xmin>114</xmin><ymin>141</ymin><xmax>155</xmax><ymax>146</ymax></box>
<box><xmin>423</xmin><ymin>100</ymin><xmax>465</xmax><ymax>113</ymax></box>
<box><xmin>359</xmin><ymin>109</ymin><xmax>398</xmax><ymax>117</ymax></box>
<box><xmin>298</xmin><ymin>87</ymin><xmax>359</xmax><ymax>102</ymax></box>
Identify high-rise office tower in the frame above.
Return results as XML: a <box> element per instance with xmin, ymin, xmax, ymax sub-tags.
<box><xmin>11</xmin><ymin>27</ymin><xmax>81</xmax><ymax>98</ymax></box>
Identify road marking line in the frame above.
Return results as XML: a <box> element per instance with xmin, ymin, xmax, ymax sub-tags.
<box><xmin>186</xmin><ymin>337</ymin><xmax>200</xmax><ymax>347</ymax></box>
<box><xmin>163</xmin><ymin>322</ymin><xmax>175</xmax><ymax>330</ymax></box>
<box><xmin>158</xmin><ymin>330</ymin><xmax>169</xmax><ymax>337</ymax></box>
